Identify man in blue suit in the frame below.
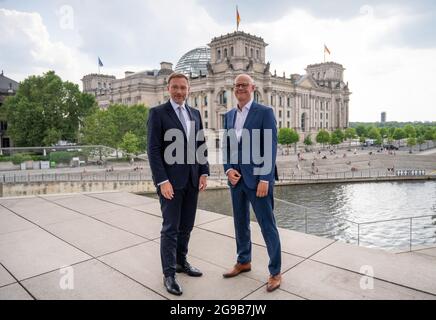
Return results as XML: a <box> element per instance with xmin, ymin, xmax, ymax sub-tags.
<box><xmin>222</xmin><ymin>74</ymin><xmax>282</xmax><ymax>292</ymax></box>
<box><xmin>147</xmin><ymin>73</ymin><xmax>209</xmax><ymax>296</ymax></box>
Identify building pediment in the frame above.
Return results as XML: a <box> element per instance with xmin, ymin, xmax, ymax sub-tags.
<box><xmin>296</xmin><ymin>75</ymin><xmax>319</xmax><ymax>89</ymax></box>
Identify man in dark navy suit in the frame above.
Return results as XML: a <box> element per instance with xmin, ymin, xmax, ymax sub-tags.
<box><xmin>222</xmin><ymin>74</ymin><xmax>282</xmax><ymax>292</ymax></box>
<box><xmin>147</xmin><ymin>72</ymin><xmax>209</xmax><ymax>296</ymax></box>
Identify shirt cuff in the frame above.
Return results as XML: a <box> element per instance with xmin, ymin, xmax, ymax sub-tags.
<box><xmin>157</xmin><ymin>179</ymin><xmax>169</xmax><ymax>186</ymax></box>
<box><xmin>225</xmin><ymin>169</ymin><xmax>232</xmax><ymax>175</ymax></box>
<box><xmin>260</xmin><ymin>180</ymin><xmax>269</xmax><ymax>184</ymax></box>
<box><xmin>201</xmin><ymin>174</ymin><xmax>208</xmax><ymax>177</ymax></box>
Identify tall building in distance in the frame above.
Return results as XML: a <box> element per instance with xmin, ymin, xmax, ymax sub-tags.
<box><xmin>82</xmin><ymin>31</ymin><xmax>351</xmax><ymax>142</ymax></box>
<box><xmin>381</xmin><ymin>112</ymin><xmax>386</xmax><ymax>123</ymax></box>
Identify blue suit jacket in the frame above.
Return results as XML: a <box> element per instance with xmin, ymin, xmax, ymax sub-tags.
<box><xmin>147</xmin><ymin>100</ymin><xmax>209</xmax><ymax>190</ymax></box>
<box><xmin>223</xmin><ymin>102</ymin><xmax>278</xmax><ymax>189</ymax></box>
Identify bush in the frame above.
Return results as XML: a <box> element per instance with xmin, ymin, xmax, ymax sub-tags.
<box><xmin>49</xmin><ymin>151</ymin><xmax>74</xmax><ymax>164</ymax></box>
<box><xmin>11</xmin><ymin>153</ymin><xmax>33</xmax><ymax>165</ymax></box>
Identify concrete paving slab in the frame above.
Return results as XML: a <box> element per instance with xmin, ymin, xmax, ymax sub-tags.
<box><xmin>88</xmin><ymin>192</ymin><xmax>157</xmax><ymax>207</ymax></box>
<box><xmin>42</xmin><ymin>194</ymin><xmax>123</xmax><ymax>216</ymax></box>
<box><xmin>199</xmin><ymin>217</ymin><xmax>335</xmax><ymax>258</ymax></box>
<box><xmin>0</xmin><ymin>228</ymin><xmax>91</xmax><ymax>280</ymax></box>
<box><xmin>44</xmin><ymin>217</ymin><xmax>147</xmax><ymax>257</ymax></box>
<box><xmin>412</xmin><ymin>247</ymin><xmax>436</xmax><ymax>258</ymax></box>
<box><xmin>0</xmin><ymin>283</ymin><xmax>33</xmax><ymax>300</ymax></box>
<box><xmin>99</xmin><ymin>241</ymin><xmax>263</xmax><ymax>300</ymax></box>
<box><xmin>186</xmin><ymin>228</ymin><xmax>304</xmax><ymax>282</ymax></box>
<box><xmin>243</xmin><ymin>287</ymin><xmax>304</xmax><ymax>300</ymax></box>
<box><xmin>0</xmin><ymin>212</ymin><xmax>37</xmax><ymax>235</ymax></box>
<box><xmin>0</xmin><ymin>265</ymin><xmax>15</xmax><ymax>287</ymax></box>
<box><xmin>311</xmin><ymin>241</ymin><xmax>436</xmax><ymax>295</ymax></box>
<box><xmin>92</xmin><ymin>207</ymin><xmax>162</xmax><ymax>239</ymax></box>
<box><xmin>131</xmin><ymin>200</ymin><xmax>162</xmax><ymax>217</ymax></box>
<box><xmin>0</xmin><ymin>197</ymin><xmax>83</xmax><ymax>226</ymax></box>
<box><xmin>22</xmin><ymin>259</ymin><xmax>164</xmax><ymax>300</ymax></box>
<box><xmin>280</xmin><ymin>259</ymin><xmax>436</xmax><ymax>300</ymax></box>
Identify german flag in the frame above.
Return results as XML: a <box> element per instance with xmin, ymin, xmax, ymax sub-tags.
<box><xmin>236</xmin><ymin>6</ymin><xmax>241</xmax><ymax>31</ymax></box>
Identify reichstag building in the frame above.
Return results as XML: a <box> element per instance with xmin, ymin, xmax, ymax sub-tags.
<box><xmin>82</xmin><ymin>31</ymin><xmax>351</xmax><ymax>142</ymax></box>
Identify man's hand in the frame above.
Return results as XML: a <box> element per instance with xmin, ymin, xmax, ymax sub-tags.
<box><xmin>199</xmin><ymin>175</ymin><xmax>208</xmax><ymax>191</ymax></box>
<box><xmin>160</xmin><ymin>181</ymin><xmax>174</xmax><ymax>200</ymax></box>
<box><xmin>256</xmin><ymin>181</ymin><xmax>269</xmax><ymax>198</ymax></box>
<box><xmin>227</xmin><ymin>169</ymin><xmax>241</xmax><ymax>186</ymax></box>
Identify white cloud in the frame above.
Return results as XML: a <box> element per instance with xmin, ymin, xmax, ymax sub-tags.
<box><xmin>243</xmin><ymin>5</ymin><xmax>436</xmax><ymax>121</ymax></box>
<box><xmin>0</xmin><ymin>8</ymin><xmax>93</xmax><ymax>84</ymax></box>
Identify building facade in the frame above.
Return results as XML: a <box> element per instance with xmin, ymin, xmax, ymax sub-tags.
<box><xmin>82</xmin><ymin>31</ymin><xmax>351</xmax><ymax>141</ymax></box>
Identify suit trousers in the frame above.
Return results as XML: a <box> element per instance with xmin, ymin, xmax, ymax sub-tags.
<box><xmin>229</xmin><ymin>177</ymin><xmax>281</xmax><ymax>276</ymax></box>
<box><xmin>159</xmin><ymin>179</ymin><xmax>199</xmax><ymax>277</ymax></box>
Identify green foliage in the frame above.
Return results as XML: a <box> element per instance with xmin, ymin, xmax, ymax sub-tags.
<box><xmin>367</xmin><ymin>127</ymin><xmax>381</xmax><ymax>140</ymax></box>
<box><xmin>49</xmin><ymin>151</ymin><xmax>73</xmax><ymax>164</ymax></box>
<box><xmin>316</xmin><ymin>129</ymin><xmax>330</xmax><ymax>145</ymax></box>
<box><xmin>332</xmin><ymin>129</ymin><xmax>345</xmax><ymax>142</ymax></box>
<box><xmin>119</xmin><ymin>132</ymin><xmax>140</xmax><ymax>155</ymax></box>
<box><xmin>393</xmin><ymin>128</ymin><xmax>406</xmax><ymax>140</ymax></box>
<box><xmin>303</xmin><ymin>135</ymin><xmax>313</xmax><ymax>146</ymax></box>
<box><xmin>81</xmin><ymin>104</ymin><xmax>149</xmax><ymax>152</ymax></box>
<box><xmin>3</xmin><ymin>71</ymin><xmax>97</xmax><ymax>147</ymax></box>
<box><xmin>330</xmin><ymin>133</ymin><xmax>341</xmax><ymax>145</ymax></box>
<box><xmin>10</xmin><ymin>153</ymin><xmax>33</xmax><ymax>165</ymax></box>
<box><xmin>344</xmin><ymin>128</ymin><xmax>357</xmax><ymax>140</ymax></box>
<box><xmin>278</xmin><ymin>128</ymin><xmax>299</xmax><ymax>146</ymax></box>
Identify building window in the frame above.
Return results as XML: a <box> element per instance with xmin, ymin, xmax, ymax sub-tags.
<box><xmin>326</xmin><ymin>113</ymin><xmax>328</xmax><ymax>119</ymax></box>
<box><xmin>250</xmin><ymin>48</ymin><xmax>253</xmax><ymax>58</ymax></box>
<box><xmin>254</xmin><ymin>91</ymin><xmax>260</xmax><ymax>103</ymax></box>
<box><xmin>256</xmin><ymin>49</ymin><xmax>259</xmax><ymax>59</ymax></box>
<box><xmin>326</xmin><ymin>122</ymin><xmax>329</xmax><ymax>129</ymax></box>
<box><xmin>287</xmin><ymin>97</ymin><xmax>290</xmax><ymax>107</ymax></box>
<box><xmin>279</xmin><ymin>121</ymin><xmax>282</xmax><ymax>128</ymax></box>
<box><xmin>279</xmin><ymin>110</ymin><xmax>282</xmax><ymax>118</ymax></box>
<box><xmin>219</xmin><ymin>91</ymin><xmax>227</xmax><ymax>105</ymax></box>
<box><xmin>217</xmin><ymin>49</ymin><xmax>221</xmax><ymax>60</ymax></box>
<box><xmin>320</xmin><ymin>113</ymin><xmax>323</xmax><ymax>119</ymax></box>
<box><xmin>287</xmin><ymin>111</ymin><xmax>290</xmax><ymax>118</ymax></box>
<box><xmin>224</xmin><ymin>48</ymin><xmax>228</xmax><ymax>57</ymax></box>
<box><xmin>245</xmin><ymin>47</ymin><xmax>248</xmax><ymax>56</ymax></box>
<box><xmin>194</xmin><ymin>97</ymin><xmax>198</xmax><ymax>107</ymax></box>
<box><xmin>204</xmin><ymin>96</ymin><xmax>208</xmax><ymax>106</ymax></box>
<box><xmin>287</xmin><ymin>121</ymin><xmax>290</xmax><ymax>128</ymax></box>
<box><xmin>205</xmin><ymin>121</ymin><xmax>208</xmax><ymax>129</ymax></box>
<box><xmin>231</xmin><ymin>47</ymin><xmax>234</xmax><ymax>56</ymax></box>
<box><xmin>205</xmin><ymin>110</ymin><xmax>208</xmax><ymax>118</ymax></box>
<box><xmin>279</xmin><ymin>96</ymin><xmax>282</xmax><ymax>106</ymax></box>
<box><xmin>270</xmin><ymin>95</ymin><xmax>274</xmax><ymax>105</ymax></box>
<box><xmin>320</xmin><ymin>123</ymin><xmax>323</xmax><ymax>129</ymax></box>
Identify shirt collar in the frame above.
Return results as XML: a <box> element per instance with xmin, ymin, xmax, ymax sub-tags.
<box><xmin>170</xmin><ymin>98</ymin><xmax>186</xmax><ymax>111</ymax></box>
<box><xmin>237</xmin><ymin>98</ymin><xmax>253</xmax><ymax>113</ymax></box>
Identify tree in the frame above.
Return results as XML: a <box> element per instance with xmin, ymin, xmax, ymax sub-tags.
<box><xmin>3</xmin><ymin>71</ymin><xmax>97</xmax><ymax>147</ymax></box>
<box><xmin>355</xmin><ymin>125</ymin><xmax>367</xmax><ymax>138</ymax></box>
<box><xmin>304</xmin><ymin>135</ymin><xmax>313</xmax><ymax>146</ymax></box>
<box><xmin>278</xmin><ymin>128</ymin><xmax>299</xmax><ymax>153</ymax></box>
<box><xmin>316</xmin><ymin>129</ymin><xmax>330</xmax><ymax>148</ymax></box>
<box><xmin>379</xmin><ymin>127</ymin><xmax>389</xmax><ymax>138</ymax></box>
<box><xmin>407</xmin><ymin>137</ymin><xmax>416</xmax><ymax>153</ymax></box>
<box><xmin>393</xmin><ymin>128</ymin><xmax>406</xmax><ymax>146</ymax></box>
<box><xmin>344</xmin><ymin>127</ymin><xmax>357</xmax><ymax>148</ymax></box>
<box><xmin>119</xmin><ymin>132</ymin><xmax>140</xmax><ymax>156</ymax></box>
<box><xmin>81</xmin><ymin>103</ymin><xmax>149</xmax><ymax>152</ymax></box>
<box><xmin>367</xmin><ymin>127</ymin><xmax>381</xmax><ymax>140</ymax></box>
<box><xmin>404</xmin><ymin>124</ymin><xmax>417</xmax><ymax>138</ymax></box>
<box><xmin>417</xmin><ymin>136</ymin><xmax>425</xmax><ymax>151</ymax></box>
<box><xmin>332</xmin><ymin>129</ymin><xmax>345</xmax><ymax>142</ymax></box>
<box><xmin>330</xmin><ymin>132</ymin><xmax>341</xmax><ymax>146</ymax></box>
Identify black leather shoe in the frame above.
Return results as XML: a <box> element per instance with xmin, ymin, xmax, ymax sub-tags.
<box><xmin>163</xmin><ymin>276</ymin><xmax>182</xmax><ymax>296</ymax></box>
<box><xmin>176</xmin><ymin>261</ymin><xmax>203</xmax><ymax>277</ymax></box>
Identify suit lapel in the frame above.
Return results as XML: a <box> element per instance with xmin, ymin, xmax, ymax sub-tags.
<box><xmin>165</xmin><ymin>101</ymin><xmax>187</xmax><ymax>139</ymax></box>
<box><xmin>243</xmin><ymin>102</ymin><xmax>258</xmax><ymax>130</ymax></box>
<box><xmin>228</xmin><ymin>109</ymin><xmax>237</xmax><ymax>129</ymax></box>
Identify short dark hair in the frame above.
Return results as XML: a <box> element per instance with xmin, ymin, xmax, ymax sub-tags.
<box><xmin>167</xmin><ymin>72</ymin><xmax>189</xmax><ymax>86</ymax></box>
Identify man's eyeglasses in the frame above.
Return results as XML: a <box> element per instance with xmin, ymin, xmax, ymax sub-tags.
<box><xmin>234</xmin><ymin>83</ymin><xmax>250</xmax><ymax>89</ymax></box>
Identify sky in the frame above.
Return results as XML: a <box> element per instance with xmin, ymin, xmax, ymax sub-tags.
<box><xmin>1</xmin><ymin>0</ymin><xmax>435</xmax><ymax>122</ymax></box>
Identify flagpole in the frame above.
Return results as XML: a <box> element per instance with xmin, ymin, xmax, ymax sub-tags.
<box><xmin>236</xmin><ymin>5</ymin><xmax>239</xmax><ymax>32</ymax></box>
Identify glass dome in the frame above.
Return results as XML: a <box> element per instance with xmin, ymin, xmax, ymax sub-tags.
<box><xmin>175</xmin><ymin>46</ymin><xmax>211</xmax><ymax>77</ymax></box>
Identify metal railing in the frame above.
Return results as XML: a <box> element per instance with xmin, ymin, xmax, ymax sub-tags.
<box><xmin>273</xmin><ymin>197</ymin><xmax>436</xmax><ymax>252</ymax></box>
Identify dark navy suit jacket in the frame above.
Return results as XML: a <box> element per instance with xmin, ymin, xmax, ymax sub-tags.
<box><xmin>223</xmin><ymin>102</ymin><xmax>278</xmax><ymax>189</ymax></box>
<box><xmin>147</xmin><ymin>100</ymin><xmax>209</xmax><ymax>190</ymax></box>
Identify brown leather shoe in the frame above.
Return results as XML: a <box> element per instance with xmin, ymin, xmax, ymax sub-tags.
<box><xmin>222</xmin><ymin>262</ymin><xmax>251</xmax><ymax>278</ymax></box>
<box><xmin>266</xmin><ymin>273</ymin><xmax>281</xmax><ymax>292</ymax></box>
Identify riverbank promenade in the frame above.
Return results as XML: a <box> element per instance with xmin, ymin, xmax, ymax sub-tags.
<box><xmin>1</xmin><ymin>191</ymin><xmax>435</xmax><ymax>300</ymax></box>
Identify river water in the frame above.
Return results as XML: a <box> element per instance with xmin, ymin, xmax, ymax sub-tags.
<box><xmin>196</xmin><ymin>180</ymin><xmax>436</xmax><ymax>251</ymax></box>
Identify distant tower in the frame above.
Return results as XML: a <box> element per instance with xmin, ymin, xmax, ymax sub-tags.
<box><xmin>381</xmin><ymin>112</ymin><xmax>386</xmax><ymax>123</ymax></box>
